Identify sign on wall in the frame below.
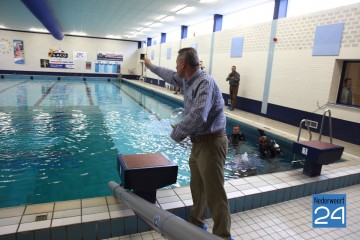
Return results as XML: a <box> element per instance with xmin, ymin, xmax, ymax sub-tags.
<box><xmin>40</xmin><ymin>59</ymin><xmax>74</xmax><ymax>69</ymax></box>
<box><xmin>312</xmin><ymin>23</ymin><xmax>344</xmax><ymax>56</ymax></box>
<box><xmin>49</xmin><ymin>60</ymin><xmax>74</xmax><ymax>69</ymax></box>
<box><xmin>97</xmin><ymin>52</ymin><xmax>123</xmax><ymax>61</ymax></box>
<box><xmin>95</xmin><ymin>61</ymin><xmax>120</xmax><ymax>73</ymax></box>
<box><xmin>13</xmin><ymin>40</ymin><xmax>25</xmax><ymax>64</ymax></box>
<box><xmin>73</xmin><ymin>51</ymin><xmax>87</xmax><ymax>61</ymax></box>
<box><xmin>48</xmin><ymin>49</ymin><xmax>68</xmax><ymax>58</ymax></box>
<box><xmin>231</xmin><ymin>37</ymin><xmax>244</xmax><ymax>58</ymax></box>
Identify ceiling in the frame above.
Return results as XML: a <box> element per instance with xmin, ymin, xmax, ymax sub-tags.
<box><xmin>0</xmin><ymin>0</ymin><xmax>271</xmax><ymax>42</ymax></box>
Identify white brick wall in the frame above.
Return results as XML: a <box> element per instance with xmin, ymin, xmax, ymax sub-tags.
<box><xmin>139</xmin><ymin>3</ymin><xmax>360</xmax><ymax>124</ymax></box>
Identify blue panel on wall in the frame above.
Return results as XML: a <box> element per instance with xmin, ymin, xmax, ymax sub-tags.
<box><xmin>312</xmin><ymin>23</ymin><xmax>344</xmax><ymax>56</ymax></box>
<box><xmin>230</xmin><ymin>37</ymin><xmax>244</xmax><ymax>58</ymax></box>
<box><xmin>151</xmin><ymin>50</ymin><xmax>155</xmax><ymax>60</ymax></box>
<box><xmin>191</xmin><ymin>43</ymin><xmax>198</xmax><ymax>50</ymax></box>
<box><xmin>166</xmin><ymin>48</ymin><xmax>171</xmax><ymax>59</ymax></box>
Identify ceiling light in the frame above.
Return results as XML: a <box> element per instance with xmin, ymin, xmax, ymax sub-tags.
<box><xmin>106</xmin><ymin>35</ymin><xmax>121</xmax><ymax>39</ymax></box>
<box><xmin>140</xmin><ymin>28</ymin><xmax>151</xmax><ymax>32</ymax></box>
<box><xmin>160</xmin><ymin>16</ymin><xmax>175</xmax><ymax>22</ymax></box>
<box><xmin>29</xmin><ymin>27</ymin><xmax>49</xmax><ymax>33</ymax></box>
<box><xmin>199</xmin><ymin>0</ymin><xmax>218</xmax><ymax>3</ymax></box>
<box><xmin>176</xmin><ymin>6</ymin><xmax>196</xmax><ymax>14</ymax></box>
<box><xmin>151</xmin><ymin>23</ymin><xmax>162</xmax><ymax>27</ymax></box>
<box><xmin>171</xmin><ymin>4</ymin><xmax>186</xmax><ymax>12</ymax></box>
<box><xmin>69</xmin><ymin>31</ymin><xmax>87</xmax><ymax>36</ymax></box>
<box><xmin>156</xmin><ymin>15</ymin><xmax>167</xmax><ymax>20</ymax></box>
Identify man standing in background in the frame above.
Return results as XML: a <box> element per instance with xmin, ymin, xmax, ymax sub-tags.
<box><xmin>226</xmin><ymin>66</ymin><xmax>240</xmax><ymax>111</ymax></box>
<box><xmin>340</xmin><ymin>78</ymin><xmax>353</xmax><ymax>105</ymax></box>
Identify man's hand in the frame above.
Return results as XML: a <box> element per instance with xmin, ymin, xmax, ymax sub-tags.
<box><xmin>144</xmin><ymin>57</ymin><xmax>152</xmax><ymax>68</ymax></box>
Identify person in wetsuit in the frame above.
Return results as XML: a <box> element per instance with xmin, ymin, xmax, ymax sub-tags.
<box><xmin>258</xmin><ymin>130</ymin><xmax>280</xmax><ymax>158</ymax></box>
<box><xmin>229</xmin><ymin>125</ymin><xmax>245</xmax><ymax>153</ymax></box>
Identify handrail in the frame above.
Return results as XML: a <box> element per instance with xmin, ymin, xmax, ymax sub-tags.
<box><xmin>108</xmin><ymin>181</ymin><xmax>222</xmax><ymax>240</ymax></box>
<box><xmin>319</xmin><ymin>109</ymin><xmax>333</xmax><ymax>143</ymax></box>
<box><xmin>297</xmin><ymin>119</ymin><xmax>312</xmax><ymax>141</ymax></box>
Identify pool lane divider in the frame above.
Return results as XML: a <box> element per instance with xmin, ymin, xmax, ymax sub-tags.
<box><xmin>111</xmin><ymin>82</ymin><xmax>161</xmax><ymax>121</ymax></box>
<box><xmin>0</xmin><ymin>81</ymin><xmax>30</xmax><ymax>94</ymax></box>
<box><xmin>84</xmin><ymin>81</ymin><xmax>94</xmax><ymax>106</ymax></box>
<box><xmin>34</xmin><ymin>81</ymin><xmax>58</xmax><ymax>107</ymax></box>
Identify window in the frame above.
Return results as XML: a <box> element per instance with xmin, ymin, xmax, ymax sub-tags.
<box><xmin>337</xmin><ymin>61</ymin><xmax>360</xmax><ymax>107</ymax></box>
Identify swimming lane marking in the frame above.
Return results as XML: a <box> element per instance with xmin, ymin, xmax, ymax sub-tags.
<box><xmin>0</xmin><ymin>80</ymin><xmax>29</xmax><ymax>94</ymax></box>
<box><xmin>84</xmin><ymin>81</ymin><xmax>94</xmax><ymax>106</ymax></box>
<box><xmin>34</xmin><ymin>82</ymin><xmax>58</xmax><ymax>107</ymax></box>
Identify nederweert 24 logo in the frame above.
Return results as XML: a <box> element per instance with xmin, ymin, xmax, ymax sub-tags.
<box><xmin>312</xmin><ymin>194</ymin><xmax>346</xmax><ymax>228</ymax></box>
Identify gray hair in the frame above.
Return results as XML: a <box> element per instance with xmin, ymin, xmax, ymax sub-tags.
<box><xmin>178</xmin><ymin>47</ymin><xmax>199</xmax><ymax>68</ymax></box>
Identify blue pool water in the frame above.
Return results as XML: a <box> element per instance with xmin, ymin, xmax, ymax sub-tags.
<box><xmin>0</xmin><ymin>77</ymin><xmax>300</xmax><ymax>208</ymax></box>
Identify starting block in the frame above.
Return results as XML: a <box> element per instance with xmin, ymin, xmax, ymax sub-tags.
<box><xmin>117</xmin><ymin>153</ymin><xmax>178</xmax><ymax>203</ymax></box>
<box><xmin>292</xmin><ymin>140</ymin><xmax>344</xmax><ymax>177</ymax></box>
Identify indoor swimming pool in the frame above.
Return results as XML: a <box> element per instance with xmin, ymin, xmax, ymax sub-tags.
<box><xmin>0</xmin><ymin>76</ymin><xmax>302</xmax><ymax>208</ymax></box>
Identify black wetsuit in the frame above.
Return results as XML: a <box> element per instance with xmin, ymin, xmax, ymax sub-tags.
<box><xmin>259</xmin><ymin>140</ymin><xmax>278</xmax><ymax>158</ymax></box>
<box><xmin>229</xmin><ymin>133</ymin><xmax>245</xmax><ymax>147</ymax></box>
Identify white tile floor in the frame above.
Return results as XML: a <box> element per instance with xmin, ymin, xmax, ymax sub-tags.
<box><xmin>104</xmin><ymin>184</ymin><xmax>360</xmax><ymax>240</ymax></box>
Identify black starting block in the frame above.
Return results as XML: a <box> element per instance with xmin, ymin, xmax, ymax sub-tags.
<box><xmin>292</xmin><ymin>140</ymin><xmax>344</xmax><ymax>177</ymax></box>
<box><xmin>117</xmin><ymin>153</ymin><xmax>178</xmax><ymax>203</ymax></box>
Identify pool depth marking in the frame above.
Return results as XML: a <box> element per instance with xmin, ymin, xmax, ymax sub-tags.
<box><xmin>0</xmin><ymin>81</ymin><xmax>29</xmax><ymax>94</ymax></box>
<box><xmin>84</xmin><ymin>81</ymin><xmax>94</xmax><ymax>106</ymax></box>
<box><xmin>112</xmin><ymin>82</ymin><xmax>161</xmax><ymax>121</ymax></box>
<box><xmin>34</xmin><ymin>82</ymin><xmax>58</xmax><ymax>107</ymax></box>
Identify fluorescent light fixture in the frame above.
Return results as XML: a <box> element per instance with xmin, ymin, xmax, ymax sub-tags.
<box><xmin>140</xmin><ymin>28</ymin><xmax>151</xmax><ymax>32</ymax></box>
<box><xmin>69</xmin><ymin>31</ymin><xmax>87</xmax><ymax>36</ymax></box>
<box><xmin>176</xmin><ymin>6</ymin><xmax>196</xmax><ymax>14</ymax></box>
<box><xmin>151</xmin><ymin>22</ymin><xmax>162</xmax><ymax>27</ymax></box>
<box><xmin>199</xmin><ymin>0</ymin><xmax>218</xmax><ymax>3</ymax></box>
<box><xmin>160</xmin><ymin>16</ymin><xmax>175</xmax><ymax>22</ymax></box>
<box><xmin>29</xmin><ymin>27</ymin><xmax>49</xmax><ymax>33</ymax></box>
<box><xmin>156</xmin><ymin>15</ymin><xmax>167</xmax><ymax>20</ymax></box>
<box><xmin>106</xmin><ymin>35</ymin><xmax>121</xmax><ymax>39</ymax></box>
<box><xmin>171</xmin><ymin>4</ymin><xmax>186</xmax><ymax>12</ymax></box>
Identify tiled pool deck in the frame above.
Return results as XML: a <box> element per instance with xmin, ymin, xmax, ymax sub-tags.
<box><xmin>0</xmin><ymin>79</ymin><xmax>359</xmax><ymax>240</ymax></box>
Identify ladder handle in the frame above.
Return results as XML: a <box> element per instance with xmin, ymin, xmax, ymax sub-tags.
<box><xmin>297</xmin><ymin>119</ymin><xmax>312</xmax><ymax>141</ymax></box>
<box><xmin>319</xmin><ymin>109</ymin><xmax>332</xmax><ymax>143</ymax></box>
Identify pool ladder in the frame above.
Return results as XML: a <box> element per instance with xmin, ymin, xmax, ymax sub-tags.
<box><xmin>292</xmin><ymin>109</ymin><xmax>333</xmax><ymax>164</ymax></box>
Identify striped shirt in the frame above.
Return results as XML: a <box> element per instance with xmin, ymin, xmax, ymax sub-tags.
<box><xmin>149</xmin><ymin>65</ymin><xmax>226</xmax><ymax>142</ymax></box>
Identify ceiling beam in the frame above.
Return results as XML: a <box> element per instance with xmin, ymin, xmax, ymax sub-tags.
<box><xmin>21</xmin><ymin>0</ymin><xmax>64</xmax><ymax>40</ymax></box>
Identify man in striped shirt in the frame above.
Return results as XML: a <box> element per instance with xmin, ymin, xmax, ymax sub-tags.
<box><xmin>144</xmin><ymin>47</ymin><xmax>232</xmax><ymax>240</ymax></box>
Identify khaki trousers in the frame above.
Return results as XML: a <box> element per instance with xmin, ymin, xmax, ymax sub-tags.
<box><xmin>189</xmin><ymin>135</ymin><xmax>231</xmax><ymax>239</ymax></box>
<box><xmin>229</xmin><ymin>85</ymin><xmax>239</xmax><ymax>108</ymax></box>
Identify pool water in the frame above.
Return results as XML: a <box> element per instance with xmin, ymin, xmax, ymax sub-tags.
<box><xmin>0</xmin><ymin>78</ymin><xmax>300</xmax><ymax>208</ymax></box>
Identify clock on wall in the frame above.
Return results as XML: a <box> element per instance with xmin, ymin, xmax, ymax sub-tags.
<box><xmin>0</xmin><ymin>38</ymin><xmax>12</xmax><ymax>54</ymax></box>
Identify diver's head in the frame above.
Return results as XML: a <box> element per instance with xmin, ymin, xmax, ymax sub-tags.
<box><xmin>232</xmin><ymin>125</ymin><xmax>240</xmax><ymax>134</ymax></box>
<box><xmin>259</xmin><ymin>136</ymin><xmax>268</xmax><ymax>147</ymax></box>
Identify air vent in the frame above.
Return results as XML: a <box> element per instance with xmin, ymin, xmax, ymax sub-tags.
<box><xmin>35</xmin><ymin>214</ymin><xmax>48</xmax><ymax>221</ymax></box>
<box><xmin>306</xmin><ymin>120</ymin><xmax>318</xmax><ymax>129</ymax></box>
